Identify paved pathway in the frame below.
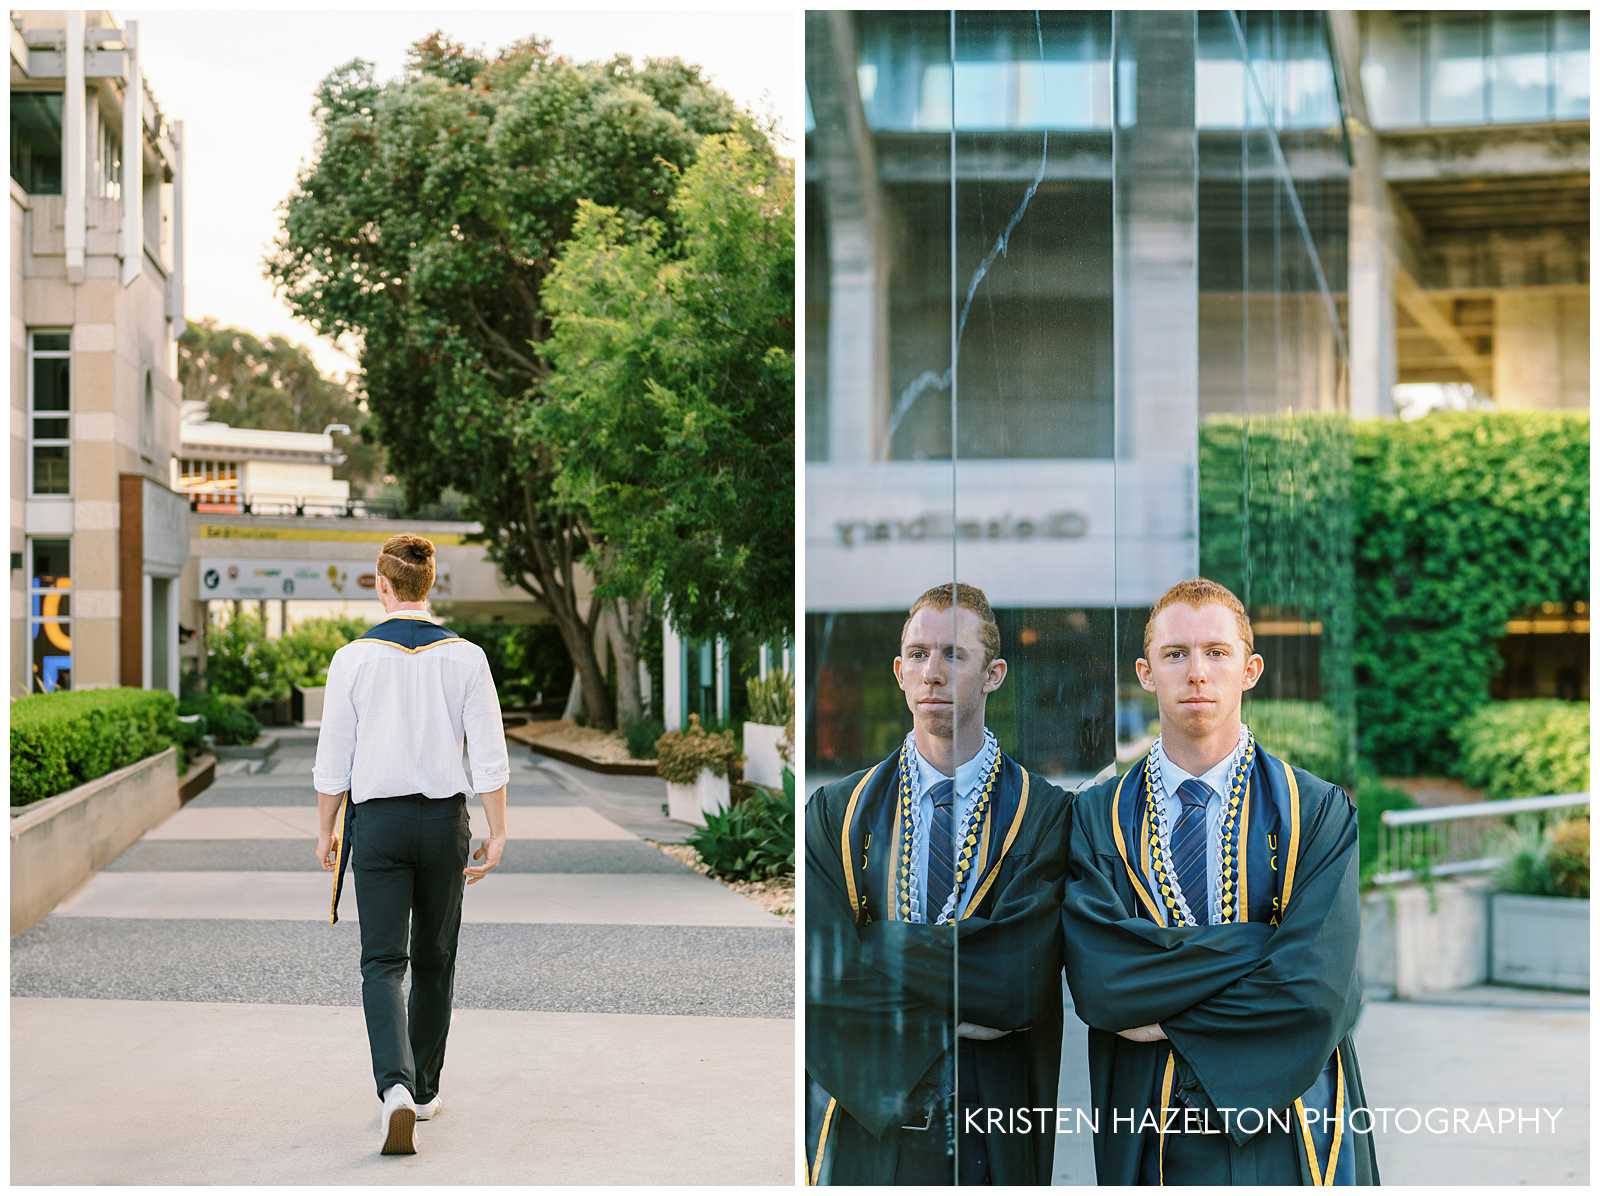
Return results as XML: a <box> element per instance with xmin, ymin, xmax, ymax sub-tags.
<box><xmin>1051</xmin><ymin>985</ymin><xmax>1588</xmax><ymax>1185</ymax></box>
<box><xmin>12</xmin><ymin>735</ymin><xmax>793</xmax><ymax>1184</ymax></box>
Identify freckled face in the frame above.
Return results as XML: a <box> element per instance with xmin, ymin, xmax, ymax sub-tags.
<box><xmin>894</xmin><ymin>605</ymin><xmax>1004</xmax><ymax>738</ymax></box>
<box><xmin>1136</xmin><ymin>602</ymin><xmax>1263</xmax><ymax>738</ymax></box>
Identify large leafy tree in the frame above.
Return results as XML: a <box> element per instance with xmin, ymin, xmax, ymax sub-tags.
<box><xmin>177</xmin><ymin>318</ymin><xmax>387</xmax><ymax>495</ymax></box>
<box><xmin>266</xmin><ymin>35</ymin><xmax>771</xmax><ymax>729</ymax></box>
<box><xmin>538</xmin><ymin>134</ymin><xmax>794</xmax><ymax>646</ymax></box>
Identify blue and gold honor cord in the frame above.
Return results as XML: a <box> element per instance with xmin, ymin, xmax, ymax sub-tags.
<box><xmin>1145</xmin><ymin>730</ymin><xmax>1256</xmax><ymax>926</ymax></box>
<box><xmin>895</xmin><ymin>737</ymin><xmax>1002</xmax><ymax>924</ymax></box>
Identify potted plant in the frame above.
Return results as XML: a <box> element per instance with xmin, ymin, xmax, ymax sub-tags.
<box><xmin>742</xmin><ymin>671</ymin><xmax>794</xmax><ymax>790</ymax></box>
<box><xmin>655</xmin><ymin>714</ymin><xmax>743</xmax><ymax>826</ymax></box>
<box><xmin>1489</xmin><ymin>815</ymin><xmax>1589</xmax><ymax>991</ymax></box>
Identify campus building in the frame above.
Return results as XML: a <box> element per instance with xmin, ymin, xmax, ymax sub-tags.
<box><xmin>10</xmin><ymin>10</ymin><xmax>188</xmax><ymax>696</ymax></box>
<box><xmin>804</xmin><ymin>9</ymin><xmax>1588</xmax><ymax>782</ymax></box>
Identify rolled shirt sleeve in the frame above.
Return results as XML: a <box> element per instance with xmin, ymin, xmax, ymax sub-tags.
<box><xmin>463</xmin><ymin>650</ymin><xmax>510</xmax><ymax>793</ymax></box>
<box><xmin>312</xmin><ymin>648</ymin><xmax>358</xmax><ymax>796</ymax></box>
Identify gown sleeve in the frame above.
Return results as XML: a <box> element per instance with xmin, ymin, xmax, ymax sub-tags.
<box><xmin>1157</xmin><ymin>782</ymin><xmax>1364</xmax><ymax>1145</ymax></box>
<box><xmin>853</xmin><ymin>782</ymin><xmax>1071</xmax><ymax>1032</ymax></box>
<box><xmin>804</xmin><ymin>784</ymin><xmax>951</xmax><ymax>1139</ymax></box>
<box><xmin>1060</xmin><ymin>796</ymin><xmax>1275</xmax><ymax>1032</ymax></box>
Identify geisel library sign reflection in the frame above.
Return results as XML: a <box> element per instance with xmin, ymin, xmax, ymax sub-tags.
<box><xmin>806</xmin><ymin>460</ymin><xmax>1194</xmax><ymax>610</ymax></box>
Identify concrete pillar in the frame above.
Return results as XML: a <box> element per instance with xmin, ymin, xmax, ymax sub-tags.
<box><xmin>661</xmin><ymin>614</ymin><xmax>684</xmax><ymax>731</ymax></box>
<box><xmin>167</xmin><ymin>120</ymin><xmax>185</xmax><ymax>334</ymax></box>
<box><xmin>63</xmin><ymin>11</ymin><xmax>86</xmax><ymax>283</ymax></box>
<box><xmin>1346</xmin><ymin>124</ymin><xmax>1399</xmax><ymax>420</ymax></box>
<box><xmin>1495</xmin><ymin>291</ymin><xmax>1588</xmax><ymax>411</ymax></box>
<box><xmin>120</xmin><ymin>20</ymin><xmax>142</xmax><ymax>287</ymax></box>
<box><xmin>806</xmin><ymin>12</ymin><xmax>890</xmax><ymax>463</ymax></box>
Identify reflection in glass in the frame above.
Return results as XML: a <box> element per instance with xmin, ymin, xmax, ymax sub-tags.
<box><xmin>1426</xmin><ymin>13</ymin><xmax>1488</xmax><ymax>125</ymax></box>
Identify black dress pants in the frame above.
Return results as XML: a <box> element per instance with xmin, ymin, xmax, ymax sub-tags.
<box><xmin>351</xmin><ymin>793</ymin><xmax>470</xmax><ymax>1102</ymax></box>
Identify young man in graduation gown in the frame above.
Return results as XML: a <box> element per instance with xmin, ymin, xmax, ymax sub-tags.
<box><xmin>1062</xmin><ymin>578</ymin><xmax>1379</xmax><ymax>1185</ymax></box>
<box><xmin>313</xmin><ymin>534</ymin><xmax>511</xmax><ymax>1155</ymax></box>
<box><xmin>805</xmin><ymin>582</ymin><xmax>1072</xmax><ymax>1186</ymax></box>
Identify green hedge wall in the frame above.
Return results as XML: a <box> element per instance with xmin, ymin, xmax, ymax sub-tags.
<box><xmin>11</xmin><ymin>688</ymin><xmax>179</xmax><ymax>807</ymax></box>
<box><xmin>1353</xmin><ymin>413</ymin><xmax>1589</xmax><ymax>775</ymax></box>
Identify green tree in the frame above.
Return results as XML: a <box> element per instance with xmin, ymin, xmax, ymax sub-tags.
<box><xmin>266</xmin><ymin>35</ymin><xmax>770</xmax><ymax>729</ymax></box>
<box><xmin>177</xmin><ymin>319</ymin><xmax>387</xmax><ymax>495</ymax></box>
<box><xmin>538</xmin><ymin>134</ymin><xmax>795</xmax><ymax>647</ymax></box>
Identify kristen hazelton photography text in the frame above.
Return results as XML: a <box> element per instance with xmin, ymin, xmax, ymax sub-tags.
<box><xmin>801</xmin><ymin>6</ymin><xmax>1590</xmax><ymax>1190</ymax></box>
<box><xmin>3</xmin><ymin>2</ymin><xmax>1592</xmax><ymax>1192</ymax></box>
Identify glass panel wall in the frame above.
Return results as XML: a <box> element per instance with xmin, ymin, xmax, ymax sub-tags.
<box><xmin>1363</xmin><ymin>10</ymin><xmax>1590</xmax><ymax>129</ymax></box>
<box><xmin>806</xmin><ymin>11</ymin><xmax>1350</xmax><ymax>1185</ymax></box>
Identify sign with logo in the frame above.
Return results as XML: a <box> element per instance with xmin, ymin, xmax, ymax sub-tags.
<box><xmin>198</xmin><ymin>558</ymin><xmax>452</xmax><ymax>600</ymax></box>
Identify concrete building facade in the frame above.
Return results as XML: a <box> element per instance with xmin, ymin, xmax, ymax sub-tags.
<box><xmin>11</xmin><ymin>10</ymin><xmax>187</xmax><ymax>696</ymax></box>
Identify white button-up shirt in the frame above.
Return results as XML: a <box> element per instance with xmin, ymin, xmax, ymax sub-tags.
<box><xmin>312</xmin><ymin>611</ymin><xmax>511</xmax><ymax>802</ymax></box>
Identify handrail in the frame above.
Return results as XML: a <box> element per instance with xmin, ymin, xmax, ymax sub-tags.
<box><xmin>1380</xmin><ymin>792</ymin><xmax>1590</xmax><ymax>827</ymax></box>
<box><xmin>1370</xmin><ymin>791</ymin><xmax>1590</xmax><ymax>887</ymax></box>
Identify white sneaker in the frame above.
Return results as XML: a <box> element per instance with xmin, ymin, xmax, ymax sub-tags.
<box><xmin>379</xmin><ymin>1084</ymin><xmax>418</xmax><ymax>1155</ymax></box>
<box><xmin>415</xmin><ymin>1094</ymin><xmax>442</xmax><ymax>1121</ymax></box>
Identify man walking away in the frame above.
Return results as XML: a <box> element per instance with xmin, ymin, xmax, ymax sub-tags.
<box><xmin>313</xmin><ymin>533</ymin><xmax>510</xmax><ymax>1155</ymax></box>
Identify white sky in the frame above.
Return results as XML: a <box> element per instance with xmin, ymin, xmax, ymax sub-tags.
<box><xmin>121</xmin><ymin>7</ymin><xmax>802</xmax><ymax>377</ymax></box>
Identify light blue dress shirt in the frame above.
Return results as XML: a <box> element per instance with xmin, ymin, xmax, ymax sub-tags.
<box><xmin>905</xmin><ymin>729</ymin><xmax>999</xmax><ymax>922</ymax></box>
<box><xmin>1151</xmin><ymin>739</ymin><xmax>1244</xmax><ymax>925</ymax></box>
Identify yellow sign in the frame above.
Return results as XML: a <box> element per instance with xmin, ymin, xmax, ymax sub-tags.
<box><xmin>196</xmin><ymin>524</ymin><xmax>471</xmax><ymax>546</ymax></box>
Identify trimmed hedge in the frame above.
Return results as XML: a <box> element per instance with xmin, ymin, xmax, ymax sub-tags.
<box><xmin>1453</xmin><ymin>700</ymin><xmax>1589</xmax><ymax>800</ymax></box>
<box><xmin>11</xmin><ymin>688</ymin><xmax>179</xmax><ymax>807</ymax></box>
<box><xmin>1353</xmin><ymin>413</ymin><xmax>1588</xmax><ymax>775</ymax></box>
<box><xmin>178</xmin><ymin>693</ymin><xmax>262</xmax><ymax>747</ymax></box>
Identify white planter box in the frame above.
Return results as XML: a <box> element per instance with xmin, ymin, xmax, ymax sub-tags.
<box><xmin>666</xmin><ymin>768</ymin><xmax>731</xmax><ymax>827</ymax></box>
<box><xmin>11</xmin><ymin>747</ymin><xmax>180</xmax><ymax>935</ymax></box>
<box><xmin>1490</xmin><ymin>893</ymin><xmax>1590</xmax><ymax>991</ymax></box>
<box><xmin>742</xmin><ymin>721</ymin><xmax>787</xmax><ymax>789</ymax></box>
<box><xmin>295</xmin><ymin>684</ymin><xmax>325</xmax><ymax>726</ymax></box>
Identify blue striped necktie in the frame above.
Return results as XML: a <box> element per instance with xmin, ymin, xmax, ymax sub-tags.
<box><xmin>925</xmin><ymin>778</ymin><xmax>957</xmax><ymax>920</ymax></box>
<box><xmin>1171</xmin><ymin>778</ymin><xmax>1213</xmax><ymax>925</ymax></box>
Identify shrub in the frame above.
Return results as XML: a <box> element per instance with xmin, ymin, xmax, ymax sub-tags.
<box><xmin>10</xmin><ymin>689</ymin><xmax>179</xmax><ymax>807</ymax></box>
<box><xmin>204</xmin><ymin>613</ymin><xmax>290</xmax><ymax>707</ymax></box>
<box><xmin>278</xmin><ymin>616</ymin><xmax>368</xmax><ymax>688</ymax></box>
<box><xmin>1453</xmin><ymin>700</ymin><xmax>1589</xmax><ymax>800</ymax></box>
<box><xmin>1352</xmin><ymin>768</ymin><xmax>1419</xmax><ymax>886</ymax></box>
<box><xmin>1243</xmin><ymin>699</ymin><xmax>1354</xmax><ymax>786</ymax></box>
<box><xmin>624</xmin><ymin>717</ymin><xmax>665</xmax><ymax>760</ymax></box>
<box><xmin>454</xmin><ymin>622</ymin><xmax>574</xmax><ymax>711</ymax></box>
<box><xmin>1546</xmin><ymin>816</ymin><xmax>1590</xmax><ymax>899</ymax></box>
<box><xmin>655</xmin><ymin>713</ymin><xmax>742</xmax><ymax>784</ymax></box>
<box><xmin>746</xmin><ymin>670</ymin><xmax>795</xmax><ymax>726</ymax></box>
<box><xmin>174</xmin><ymin>714</ymin><xmax>207</xmax><ymax>773</ymax></box>
<box><xmin>1494</xmin><ymin>819</ymin><xmax>1555</xmax><ymax>897</ymax></box>
<box><xmin>688</xmin><ymin>786</ymin><xmax>795</xmax><ymax>882</ymax></box>
<box><xmin>179</xmin><ymin>694</ymin><xmax>261</xmax><ymax>747</ymax></box>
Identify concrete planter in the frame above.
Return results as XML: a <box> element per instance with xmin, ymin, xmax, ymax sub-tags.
<box><xmin>213</xmin><ymin>734</ymin><xmax>278</xmax><ymax>762</ymax></box>
<box><xmin>1490</xmin><ymin>893</ymin><xmax>1590</xmax><ymax>991</ymax></box>
<box><xmin>666</xmin><ymin>769</ymin><xmax>731</xmax><ymax>827</ymax></box>
<box><xmin>1359</xmin><ymin>877</ymin><xmax>1491</xmax><ymax>998</ymax></box>
<box><xmin>742</xmin><ymin>722</ymin><xmax>787</xmax><ymax>789</ymax></box>
<box><xmin>11</xmin><ymin>747</ymin><xmax>180</xmax><ymax>935</ymax></box>
<box><xmin>293</xmin><ymin>685</ymin><xmax>325</xmax><ymax>726</ymax></box>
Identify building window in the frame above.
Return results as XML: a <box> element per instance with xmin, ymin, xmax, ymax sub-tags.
<box><xmin>96</xmin><ymin>115</ymin><xmax>122</xmax><ymax>201</ymax></box>
<box><xmin>29</xmin><ymin>539</ymin><xmax>72</xmax><ymax>693</ymax></box>
<box><xmin>28</xmin><ymin>332</ymin><xmax>71</xmax><ymax>496</ymax></box>
<box><xmin>141</xmin><ymin>367</ymin><xmax>155</xmax><ymax>452</ymax></box>
<box><xmin>10</xmin><ymin>91</ymin><xmax>63</xmax><ymax>194</ymax></box>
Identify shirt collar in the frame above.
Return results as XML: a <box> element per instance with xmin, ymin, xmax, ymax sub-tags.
<box><xmin>1157</xmin><ymin>730</ymin><xmax>1243</xmax><ymax>804</ymax></box>
<box><xmin>907</xmin><ymin>728</ymin><xmax>998</xmax><ymax>802</ymax></box>
<box><xmin>384</xmin><ymin>608</ymin><xmax>436</xmax><ymax>622</ymax></box>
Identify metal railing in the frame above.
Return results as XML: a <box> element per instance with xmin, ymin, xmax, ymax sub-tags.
<box><xmin>184</xmin><ymin>491</ymin><xmax>471</xmax><ymax>522</ymax></box>
<box><xmin>1369</xmin><ymin>791</ymin><xmax>1591</xmax><ymax>886</ymax></box>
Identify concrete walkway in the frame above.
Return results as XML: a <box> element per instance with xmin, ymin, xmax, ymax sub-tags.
<box><xmin>11</xmin><ymin>736</ymin><xmax>793</xmax><ymax>1184</ymax></box>
<box><xmin>1051</xmin><ymin>986</ymin><xmax>1588</xmax><ymax>1185</ymax></box>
